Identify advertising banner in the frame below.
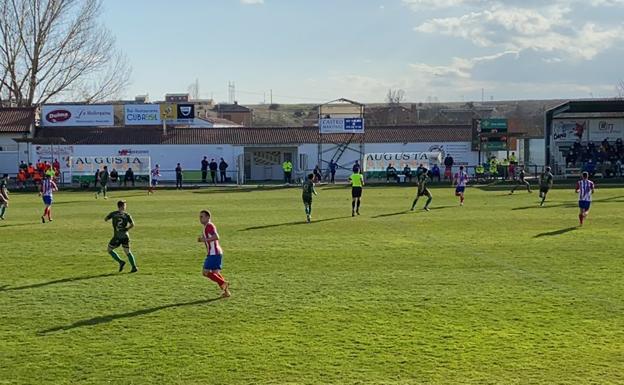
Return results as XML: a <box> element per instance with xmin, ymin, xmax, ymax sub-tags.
<box><xmin>588</xmin><ymin>119</ymin><xmax>624</xmax><ymax>142</ymax></box>
<box><xmin>124</xmin><ymin>105</ymin><xmax>162</xmax><ymax>125</ymax></box>
<box><xmin>69</xmin><ymin>156</ymin><xmax>151</xmax><ymax>175</ymax></box>
<box><xmin>41</xmin><ymin>105</ymin><xmax>114</xmax><ymax>127</ymax></box>
<box><xmin>319</xmin><ymin>118</ymin><xmax>364</xmax><ymax>133</ymax></box>
<box><xmin>363</xmin><ymin>152</ymin><xmax>442</xmax><ymax>172</ymax></box>
<box><xmin>552</xmin><ymin>120</ymin><xmax>587</xmax><ymax>142</ymax></box>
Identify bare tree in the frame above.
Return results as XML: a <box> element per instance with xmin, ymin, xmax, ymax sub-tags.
<box><xmin>0</xmin><ymin>0</ymin><xmax>131</xmax><ymax>107</ymax></box>
<box><xmin>386</xmin><ymin>88</ymin><xmax>405</xmax><ymax>105</ymax></box>
<box><xmin>617</xmin><ymin>79</ymin><xmax>624</xmax><ymax>99</ymax></box>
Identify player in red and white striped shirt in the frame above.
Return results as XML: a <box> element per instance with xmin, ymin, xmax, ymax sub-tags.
<box><xmin>575</xmin><ymin>171</ymin><xmax>595</xmax><ymax>226</ymax></box>
<box><xmin>198</xmin><ymin>210</ymin><xmax>230</xmax><ymax>297</ymax></box>
<box><xmin>39</xmin><ymin>174</ymin><xmax>58</xmax><ymax>223</ymax></box>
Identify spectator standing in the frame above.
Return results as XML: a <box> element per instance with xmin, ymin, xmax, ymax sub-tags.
<box><xmin>52</xmin><ymin>159</ymin><xmax>61</xmax><ymax>178</ymax></box>
<box><xmin>352</xmin><ymin>160</ymin><xmax>360</xmax><ymax>173</ymax></box>
<box><xmin>431</xmin><ymin>164</ymin><xmax>441</xmax><ymax>182</ymax></box>
<box><xmin>209</xmin><ymin>159</ymin><xmax>218</xmax><ymax>184</ymax></box>
<box><xmin>313</xmin><ymin>165</ymin><xmax>322</xmax><ymax>182</ymax></box>
<box><xmin>94</xmin><ymin>169</ymin><xmax>100</xmax><ymax>188</ymax></box>
<box><xmin>175</xmin><ymin>163</ymin><xmax>183</xmax><ymax>189</ymax></box>
<box><xmin>444</xmin><ymin>154</ymin><xmax>454</xmax><ymax>181</ymax></box>
<box><xmin>201</xmin><ymin>156</ymin><xmax>209</xmax><ymax>183</ymax></box>
<box><xmin>219</xmin><ymin>158</ymin><xmax>228</xmax><ymax>183</ymax></box>
<box><xmin>282</xmin><ymin>159</ymin><xmax>293</xmax><ymax>184</ymax></box>
<box><xmin>329</xmin><ymin>160</ymin><xmax>337</xmax><ymax>184</ymax></box>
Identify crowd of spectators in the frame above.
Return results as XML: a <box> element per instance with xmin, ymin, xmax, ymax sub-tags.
<box><xmin>565</xmin><ymin>138</ymin><xmax>624</xmax><ymax>177</ymax></box>
<box><xmin>15</xmin><ymin>159</ymin><xmax>60</xmax><ymax>189</ymax></box>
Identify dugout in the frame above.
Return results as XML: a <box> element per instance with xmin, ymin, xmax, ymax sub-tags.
<box><xmin>545</xmin><ymin>100</ymin><xmax>624</xmax><ymax>175</ymax></box>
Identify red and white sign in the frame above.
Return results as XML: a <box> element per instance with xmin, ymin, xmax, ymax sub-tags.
<box><xmin>41</xmin><ymin>105</ymin><xmax>114</xmax><ymax>127</ymax></box>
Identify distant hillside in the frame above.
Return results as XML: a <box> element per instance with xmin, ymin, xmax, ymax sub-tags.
<box><xmin>248</xmin><ymin>99</ymin><xmax>568</xmax><ymax>137</ymax></box>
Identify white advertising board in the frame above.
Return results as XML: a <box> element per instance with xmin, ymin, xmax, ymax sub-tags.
<box><xmin>41</xmin><ymin>105</ymin><xmax>114</xmax><ymax>127</ymax></box>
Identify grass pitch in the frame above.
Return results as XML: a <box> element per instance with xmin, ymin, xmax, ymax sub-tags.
<box><xmin>1</xmin><ymin>184</ymin><xmax>623</xmax><ymax>385</ymax></box>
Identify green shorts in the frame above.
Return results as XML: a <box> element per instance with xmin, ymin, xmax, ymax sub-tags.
<box><xmin>302</xmin><ymin>195</ymin><xmax>312</xmax><ymax>204</ymax></box>
<box><xmin>109</xmin><ymin>235</ymin><xmax>130</xmax><ymax>249</ymax></box>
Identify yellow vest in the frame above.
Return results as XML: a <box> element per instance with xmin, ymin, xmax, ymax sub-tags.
<box><xmin>282</xmin><ymin>161</ymin><xmax>293</xmax><ymax>172</ymax></box>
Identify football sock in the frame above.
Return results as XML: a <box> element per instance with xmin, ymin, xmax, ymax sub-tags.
<box><xmin>356</xmin><ymin>200</ymin><xmax>360</xmax><ymax>210</ymax></box>
<box><xmin>579</xmin><ymin>213</ymin><xmax>584</xmax><ymax>224</ymax></box>
<box><xmin>207</xmin><ymin>272</ymin><xmax>225</xmax><ymax>286</ymax></box>
<box><xmin>411</xmin><ymin>198</ymin><xmax>418</xmax><ymax>209</ymax></box>
<box><xmin>352</xmin><ymin>201</ymin><xmax>355</xmax><ymax>210</ymax></box>
<box><xmin>109</xmin><ymin>250</ymin><xmax>123</xmax><ymax>263</ymax></box>
<box><xmin>460</xmin><ymin>196</ymin><xmax>464</xmax><ymax>203</ymax></box>
<box><xmin>425</xmin><ymin>196</ymin><xmax>432</xmax><ymax>208</ymax></box>
<box><xmin>215</xmin><ymin>272</ymin><xmax>226</xmax><ymax>282</ymax></box>
<box><xmin>126</xmin><ymin>251</ymin><xmax>137</xmax><ymax>268</ymax></box>
<box><xmin>541</xmin><ymin>196</ymin><xmax>546</xmax><ymax>205</ymax></box>
<box><xmin>0</xmin><ymin>205</ymin><xmax>6</xmax><ymax>217</ymax></box>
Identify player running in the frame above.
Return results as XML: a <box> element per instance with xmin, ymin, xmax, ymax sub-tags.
<box><xmin>105</xmin><ymin>200</ymin><xmax>138</xmax><ymax>273</ymax></box>
<box><xmin>509</xmin><ymin>166</ymin><xmax>532</xmax><ymax>194</ymax></box>
<box><xmin>302</xmin><ymin>173</ymin><xmax>318</xmax><ymax>223</ymax></box>
<box><xmin>198</xmin><ymin>210</ymin><xmax>230</xmax><ymax>298</ymax></box>
<box><xmin>349</xmin><ymin>169</ymin><xmax>364</xmax><ymax>216</ymax></box>
<box><xmin>95</xmin><ymin>166</ymin><xmax>109</xmax><ymax>199</ymax></box>
<box><xmin>411</xmin><ymin>166</ymin><xmax>432</xmax><ymax>211</ymax></box>
<box><xmin>576</xmin><ymin>172</ymin><xmax>595</xmax><ymax>226</ymax></box>
<box><xmin>0</xmin><ymin>174</ymin><xmax>9</xmax><ymax>220</ymax></box>
<box><xmin>453</xmin><ymin>166</ymin><xmax>469</xmax><ymax>206</ymax></box>
<box><xmin>538</xmin><ymin>166</ymin><xmax>554</xmax><ymax>207</ymax></box>
<box><xmin>39</xmin><ymin>174</ymin><xmax>58</xmax><ymax>223</ymax></box>
<box><xmin>148</xmin><ymin>164</ymin><xmax>160</xmax><ymax>195</ymax></box>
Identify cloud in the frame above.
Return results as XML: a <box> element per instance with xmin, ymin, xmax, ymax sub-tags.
<box><xmin>240</xmin><ymin>0</ymin><xmax>264</xmax><ymax>4</ymax></box>
<box><xmin>413</xmin><ymin>3</ymin><xmax>624</xmax><ymax>60</ymax></box>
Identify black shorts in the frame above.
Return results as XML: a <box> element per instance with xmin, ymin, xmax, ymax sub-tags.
<box><xmin>109</xmin><ymin>235</ymin><xmax>130</xmax><ymax>249</ymax></box>
<box><xmin>302</xmin><ymin>196</ymin><xmax>312</xmax><ymax>204</ymax></box>
<box><xmin>540</xmin><ymin>187</ymin><xmax>549</xmax><ymax>194</ymax></box>
<box><xmin>352</xmin><ymin>187</ymin><xmax>362</xmax><ymax>198</ymax></box>
<box><xmin>417</xmin><ymin>188</ymin><xmax>431</xmax><ymax>197</ymax></box>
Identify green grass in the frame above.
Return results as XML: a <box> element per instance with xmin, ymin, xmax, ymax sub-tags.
<box><xmin>1</xmin><ymin>185</ymin><xmax>623</xmax><ymax>385</ymax></box>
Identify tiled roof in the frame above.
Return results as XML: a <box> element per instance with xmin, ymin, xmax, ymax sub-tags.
<box><xmin>213</xmin><ymin>103</ymin><xmax>252</xmax><ymax>113</ymax></box>
<box><xmin>0</xmin><ymin>107</ymin><xmax>35</xmax><ymax>133</ymax></box>
<box><xmin>35</xmin><ymin>125</ymin><xmax>471</xmax><ymax>145</ymax></box>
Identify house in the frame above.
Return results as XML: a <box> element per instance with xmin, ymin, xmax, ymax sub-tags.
<box><xmin>213</xmin><ymin>102</ymin><xmax>252</xmax><ymax>126</ymax></box>
<box><xmin>0</xmin><ymin>107</ymin><xmax>36</xmax><ymax>172</ymax></box>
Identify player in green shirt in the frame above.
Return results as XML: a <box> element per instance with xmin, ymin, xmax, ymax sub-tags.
<box><xmin>302</xmin><ymin>173</ymin><xmax>318</xmax><ymax>223</ymax></box>
<box><xmin>538</xmin><ymin>166</ymin><xmax>554</xmax><ymax>207</ymax></box>
<box><xmin>104</xmin><ymin>200</ymin><xmax>138</xmax><ymax>273</ymax></box>
<box><xmin>95</xmin><ymin>166</ymin><xmax>110</xmax><ymax>199</ymax></box>
<box><xmin>349</xmin><ymin>170</ymin><xmax>364</xmax><ymax>216</ymax></box>
<box><xmin>0</xmin><ymin>174</ymin><xmax>9</xmax><ymax>220</ymax></box>
<box><xmin>411</xmin><ymin>166</ymin><xmax>432</xmax><ymax>211</ymax></box>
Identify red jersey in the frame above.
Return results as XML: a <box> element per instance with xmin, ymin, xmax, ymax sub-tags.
<box><xmin>204</xmin><ymin>222</ymin><xmax>223</xmax><ymax>256</ymax></box>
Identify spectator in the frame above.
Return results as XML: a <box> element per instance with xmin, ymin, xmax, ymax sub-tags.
<box><xmin>444</xmin><ymin>154</ymin><xmax>454</xmax><ymax>180</ymax></box>
<box><xmin>431</xmin><ymin>164</ymin><xmax>441</xmax><ymax>182</ymax></box>
<box><xmin>616</xmin><ymin>160</ymin><xmax>623</xmax><ymax>177</ymax></box>
<box><xmin>352</xmin><ymin>160</ymin><xmax>360</xmax><ymax>173</ymax></box>
<box><xmin>17</xmin><ymin>169</ymin><xmax>26</xmax><ymax>189</ymax></box>
<box><xmin>209</xmin><ymin>158</ymin><xmax>218</xmax><ymax>184</ymax></box>
<box><xmin>386</xmin><ymin>163</ymin><xmax>398</xmax><ymax>183</ymax></box>
<box><xmin>313</xmin><ymin>165</ymin><xmax>322</xmax><ymax>182</ymax></box>
<box><xmin>94</xmin><ymin>169</ymin><xmax>100</xmax><ymax>188</ymax></box>
<box><xmin>175</xmin><ymin>163</ymin><xmax>183</xmax><ymax>189</ymax></box>
<box><xmin>329</xmin><ymin>160</ymin><xmax>337</xmax><ymax>184</ymax></box>
<box><xmin>489</xmin><ymin>156</ymin><xmax>498</xmax><ymax>179</ymax></box>
<box><xmin>509</xmin><ymin>152</ymin><xmax>517</xmax><ymax>165</ymax></box>
<box><xmin>403</xmin><ymin>164</ymin><xmax>413</xmax><ymax>183</ymax></box>
<box><xmin>475</xmin><ymin>164</ymin><xmax>485</xmax><ymax>181</ymax></box>
<box><xmin>282</xmin><ymin>159</ymin><xmax>293</xmax><ymax>184</ymax></box>
<box><xmin>566</xmin><ymin>149</ymin><xmax>576</xmax><ymax>167</ymax></box>
<box><xmin>219</xmin><ymin>158</ymin><xmax>228</xmax><ymax>183</ymax></box>
<box><xmin>509</xmin><ymin>162</ymin><xmax>516</xmax><ymax>180</ymax></box>
<box><xmin>124</xmin><ymin>168</ymin><xmax>135</xmax><ymax>187</ymax></box>
<box><xmin>583</xmin><ymin>159</ymin><xmax>596</xmax><ymax>178</ymax></box>
<box><xmin>52</xmin><ymin>159</ymin><xmax>61</xmax><ymax>177</ymax></box>
<box><xmin>201</xmin><ymin>156</ymin><xmax>209</xmax><ymax>183</ymax></box>
<box><xmin>110</xmin><ymin>168</ymin><xmax>119</xmax><ymax>185</ymax></box>
<box><xmin>19</xmin><ymin>161</ymin><xmax>27</xmax><ymax>172</ymax></box>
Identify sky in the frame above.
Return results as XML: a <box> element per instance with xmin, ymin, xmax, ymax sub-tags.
<box><xmin>101</xmin><ymin>0</ymin><xmax>624</xmax><ymax>104</ymax></box>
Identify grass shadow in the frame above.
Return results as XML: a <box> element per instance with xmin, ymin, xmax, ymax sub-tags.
<box><xmin>372</xmin><ymin>211</ymin><xmax>409</xmax><ymax>218</ymax></box>
<box><xmin>1</xmin><ymin>273</ymin><xmax>117</xmax><ymax>292</ymax></box>
<box><xmin>0</xmin><ymin>222</ymin><xmax>37</xmax><ymax>228</ymax></box>
<box><xmin>513</xmin><ymin>195</ymin><xmax>624</xmax><ymax>211</ymax></box>
<box><xmin>38</xmin><ymin>297</ymin><xmax>221</xmax><ymax>335</ymax></box>
<box><xmin>241</xmin><ymin>216</ymin><xmax>351</xmax><ymax>231</ymax></box>
<box><xmin>534</xmin><ymin>226</ymin><xmax>578</xmax><ymax>238</ymax></box>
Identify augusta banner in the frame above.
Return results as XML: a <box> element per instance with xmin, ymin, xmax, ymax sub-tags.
<box><xmin>363</xmin><ymin>152</ymin><xmax>442</xmax><ymax>172</ymax></box>
<box><xmin>69</xmin><ymin>156</ymin><xmax>151</xmax><ymax>175</ymax></box>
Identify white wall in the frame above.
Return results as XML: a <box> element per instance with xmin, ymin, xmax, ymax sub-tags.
<box><xmin>30</xmin><ymin>144</ymin><xmax>243</xmax><ymax>180</ymax></box>
<box><xmin>528</xmin><ymin>139</ymin><xmax>546</xmax><ymax>166</ymax></box>
<box><xmin>302</xmin><ymin>141</ymin><xmax>478</xmax><ymax>178</ymax></box>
